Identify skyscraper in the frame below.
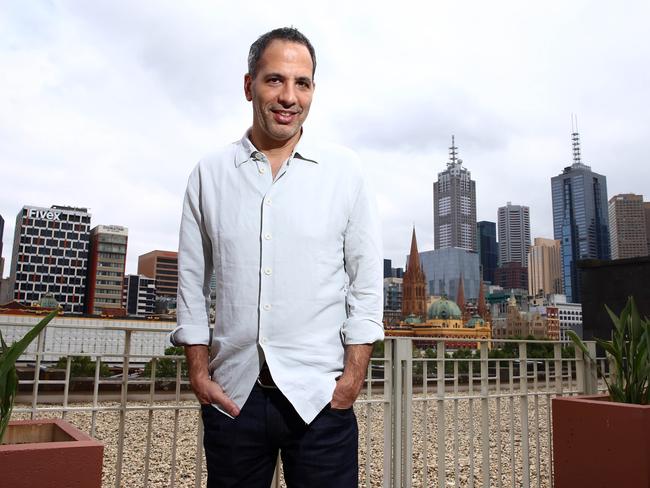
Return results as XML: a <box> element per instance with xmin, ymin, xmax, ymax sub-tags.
<box><xmin>528</xmin><ymin>238</ymin><xmax>563</xmax><ymax>296</ymax></box>
<box><xmin>608</xmin><ymin>194</ymin><xmax>648</xmax><ymax>259</ymax></box>
<box><xmin>85</xmin><ymin>225</ymin><xmax>128</xmax><ymax>315</ymax></box>
<box><xmin>0</xmin><ymin>214</ymin><xmax>4</xmax><ymax>277</ymax></box>
<box><xmin>10</xmin><ymin>205</ymin><xmax>91</xmax><ymax>313</ymax></box>
<box><xmin>551</xmin><ymin>129</ymin><xmax>610</xmax><ymax>302</ymax></box>
<box><xmin>497</xmin><ymin>202</ymin><xmax>531</xmax><ymax>267</ymax></box>
<box><xmin>434</xmin><ymin>136</ymin><xmax>477</xmax><ymax>251</ymax></box>
<box><xmin>477</xmin><ymin>221</ymin><xmax>497</xmax><ymax>284</ymax></box>
<box><xmin>645</xmin><ymin>202</ymin><xmax>650</xmax><ymax>254</ymax></box>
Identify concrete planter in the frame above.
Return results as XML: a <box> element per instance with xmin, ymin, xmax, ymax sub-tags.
<box><xmin>0</xmin><ymin>419</ymin><xmax>103</xmax><ymax>488</ymax></box>
<box><xmin>552</xmin><ymin>394</ymin><xmax>650</xmax><ymax>488</ymax></box>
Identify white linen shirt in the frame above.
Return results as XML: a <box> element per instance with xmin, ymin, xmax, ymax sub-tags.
<box><xmin>171</xmin><ymin>131</ymin><xmax>384</xmax><ymax>423</ymax></box>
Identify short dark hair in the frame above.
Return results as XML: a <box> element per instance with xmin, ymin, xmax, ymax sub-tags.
<box><xmin>248</xmin><ymin>27</ymin><xmax>316</xmax><ymax>79</ymax></box>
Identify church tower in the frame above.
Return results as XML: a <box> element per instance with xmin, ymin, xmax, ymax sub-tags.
<box><xmin>456</xmin><ymin>273</ymin><xmax>469</xmax><ymax>320</ymax></box>
<box><xmin>402</xmin><ymin>227</ymin><xmax>427</xmax><ymax>319</ymax></box>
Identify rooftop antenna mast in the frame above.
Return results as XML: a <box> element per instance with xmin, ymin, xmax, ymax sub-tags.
<box><xmin>448</xmin><ymin>135</ymin><xmax>459</xmax><ymax>167</ymax></box>
<box><xmin>571</xmin><ymin>114</ymin><xmax>581</xmax><ymax>164</ymax></box>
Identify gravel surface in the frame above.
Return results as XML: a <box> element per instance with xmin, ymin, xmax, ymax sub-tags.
<box><xmin>13</xmin><ymin>392</ymin><xmax>554</xmax><ymax>488</ymax></box>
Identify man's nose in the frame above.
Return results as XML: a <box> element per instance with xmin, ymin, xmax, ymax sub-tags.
<box><xmin>277</xmin><ymin>83</ymin><xmax>297</xmax><ymax>106</ymax></box>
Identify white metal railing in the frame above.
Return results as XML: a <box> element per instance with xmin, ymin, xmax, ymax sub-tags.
<box><xmin>8</xmin><ymin>321</ymin><xmax>605</xmax><ymax>488</ymax></box>
<box><xmin>385</xmin><ymin>337</ymin><xmax>602</xmax><ymax>488</ymax></box>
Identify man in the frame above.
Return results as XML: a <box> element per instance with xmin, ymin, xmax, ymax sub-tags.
<box><xmin>171</xmin><ymin>27</ymin><xmax>383</xmax><ymax>487</ymax></box>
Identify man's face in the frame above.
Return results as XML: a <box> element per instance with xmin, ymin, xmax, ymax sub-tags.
<box><xmin>245</xmin><ymin>40</ymin><xmax>315</xmax><ymax>147</ymax></box>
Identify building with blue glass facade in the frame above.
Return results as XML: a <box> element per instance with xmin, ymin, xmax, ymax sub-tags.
<box><xmin>551</xmin><ymin>131</ymin><xmax>610</xmax><ymax>303</ymax></box>
<box><xmin>477</xmin><ymin>221</ymin><xmax>497</xmax><ymax>284</ymax></box>
<box><xmin>415</xmin><ymin>247</ymin><xmax>480</xmax><ymax>300</ymax></box>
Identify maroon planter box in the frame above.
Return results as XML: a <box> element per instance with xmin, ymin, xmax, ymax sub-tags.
<box><xmin>552</xmin><ymin>395</ymin><xmax>650</xmax><ymax>488</ymax></box>
<box><xmin>0</xmin><ymin>419</ymin><xmax>103</xmax><ymax>488</ymax></box>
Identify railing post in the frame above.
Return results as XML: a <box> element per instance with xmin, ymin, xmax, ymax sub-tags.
<box><xmin>479</xmin><ymin>341</ymin><xmax>490</xmax><ymax>488</ymax></box>
<box><xmin>383</xmin><ymin>339</ymin><xmax>393</xmax><ymax>488</ymax></box>
<box><xmin>518</xmin><ymin>342</ymin><xmax>530</xmax><ymax>488</ymax></box>
<box><xmin>553</xmin><ymin>343</ymin><xmax>563</xmax><ymax>396</ymax></box>
<box><xmin>30</xmin><ymin>323</ymin><xmax>46</xmax><ymax>419</ymax></box>
<box><xmin>391</xmin><ymin>338</ymin><xmax>412</xmax><ymax>488</ymax></box>
<box><xmin>436</xmin><ymin>340</ymin><xmax>446</xmax><ymax>488</ymax></box>
<box><xmin>574</xmin><ymin>341</ymin><xmax>598</xmax><ymax>395</ymax></box>
<box><xmin>574</xmin><ymin>342</ymin><xmax>585</xmax><ymax>394</ymax></box>
<box><xmin>585</xmin><ymin>342</ymin><xmax>598</xmax><ymax>395</ymax></box>
<box><xmin>115</xmin><ymin>330</ymin><xmax>131</xmax><ymax>488</ymax></box>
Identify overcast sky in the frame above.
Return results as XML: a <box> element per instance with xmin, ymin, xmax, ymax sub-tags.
<box><xmin>1</xmin><ymin>0</ymin><xmax>649</xmax><ymax>276</ymax></box>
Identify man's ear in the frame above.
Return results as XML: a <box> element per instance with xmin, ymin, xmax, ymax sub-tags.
<box><xmin>244</xmin><ymin>74</ymin><xmax>253</xmax><ymax>101</ymax></box>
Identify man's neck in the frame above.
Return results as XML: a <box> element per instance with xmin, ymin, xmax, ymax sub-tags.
<box><xmin>249</xmin><ymin>128</ymin><xmax>301</xmax><ymax>176</ymax></box>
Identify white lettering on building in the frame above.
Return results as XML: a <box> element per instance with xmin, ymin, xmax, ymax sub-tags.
<box><xmin>28</xmin><ymin>209</ymin><xmax>62</xmax><ymax>221</ymax></box>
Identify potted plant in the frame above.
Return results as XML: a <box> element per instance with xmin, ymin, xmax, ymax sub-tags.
<box><xmin>552</xmin><ymin>296</ymin><xmax>650</xmax><ymax>488</ymax></box>
<box><xmin>0</xmin><ymin>309</ymin><xmax>104</xmax><ymax>488</ymax></box>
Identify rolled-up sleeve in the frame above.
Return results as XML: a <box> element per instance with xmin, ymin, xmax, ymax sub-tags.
<box><xmin>341</xmin><ymin>173</ymin><xmax>385</xmax><ymax>345</ymax></box>
<box><xmin>170</xmin><ymin>163</ymin><xmax>213</xmax><ymax>346</ymax></box>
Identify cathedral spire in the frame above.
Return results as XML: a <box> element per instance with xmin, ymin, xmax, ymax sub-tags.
<box><xmin>402</xmin><ymin>227</ymin><xmax>427</xmax><ymax>319</ymax></box>
<box><xmin>407</xmin><ymin>227</ymin><xmax>422</xmax><ymax>275</ymax></box>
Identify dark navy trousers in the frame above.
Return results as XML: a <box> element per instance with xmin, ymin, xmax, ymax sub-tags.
<box><xmin>201</xmin><ymin>383</ymin><xmax>358</xmax><ymax>487</ymax></box>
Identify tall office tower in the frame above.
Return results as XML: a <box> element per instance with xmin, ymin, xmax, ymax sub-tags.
<box><xmin>477</xmin><ymin>221</ymin><xmax>497</xmax><ymax>283</ymax></box>
<box><xmin>608</xmin><ymin>194</ymin><xmax>648</xmax><ymax>259</ymax></box>
<box><xmin>551</xmin><ymin>129</ymin><xmax>610</xmax><ymax>302</ymax></box>
<box><xmin>138</xmin><ymin>250</ymin><xmax>178</xmax><ymax>298</ymax></box>
<box><xmin>123</xmin><ymin>274</ymin><xmax>156</xmax><ymax>316</ymax></box>
<box><xmin>383</xmin><ymin>259</ymin><xmax>393</xmax><ymax>279</ymax></box>
<box><xmin>645</xmin><ymin>202</ymin><xmax>650</xmax><ymax>254</ymax></box>
<box><xmin>85</xmin><ymin>225</ymin><xmax>128</xmax><ymax>315</ymax></box>
<box><xmin>10</xmin><ymin>205</ymin><xmax>91</xmax><ymax>314</ymax></box>
<box><xmin>497</xmin><ymin>203</ymin><xmax>531</xmax><ymax>267</ymax></box>
<box><xmin>433</xmin><ymin>136</ymin><xmax>477</xmax><ymax>251</ymax></box>
<box><xmin>0</xmin><ymin>214</ymin><xmax>4</xmax><ymax>277</ymax></box>
<box><xmin>528</xmin><ymin>238</ymin><xmax>563</xmax><ymax>297</ymax></box>
<box><xmin>402</xmin><ymin>228</ymin><xmax>427</xmax><ymax>318</ymax></box>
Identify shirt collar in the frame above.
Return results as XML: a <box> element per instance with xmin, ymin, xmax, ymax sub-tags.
<box><xmin>234</xmin><ymin>128</ymin><xmax>319</xmax><ymax>167</ymax></box>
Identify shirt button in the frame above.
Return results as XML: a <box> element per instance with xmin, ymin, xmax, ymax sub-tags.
<box><xmin>259</xmin><ymin>167</ymin><xmax>266</xmax><ymax>174</ymax></box>
<box><xmin>263</xmin><ymin>304</ymin><xmax>272</xmax><ymax>311</ymax></box>
<box><xmin>264</xmin><ymin>267</ymin><xmax>272</xmax><ymax>276</ymax></box>
<box><xmin>265</xmin><ymin>198</ymin><xmax>272</xmax><ymax>206</ymax></box>
<box><xmin>260</xmin><ymin>337</ymin><xmax>267</xmax><ymax>345</ymax></box>
<box><xmin>264</xmin><ymin>233</ymin><xmax>272</xmax><ymax>240</ymax></box>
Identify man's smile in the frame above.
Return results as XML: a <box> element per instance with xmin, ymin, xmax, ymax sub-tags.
<box><xmin>271</xmin><ymin>108</ymin><xmax>300</xmax><ymax>124</ymax></box>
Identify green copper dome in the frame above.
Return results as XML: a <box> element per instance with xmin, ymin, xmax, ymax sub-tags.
<box><xmin>466</xmin><ymin>315</ymin><xmax>485</xmax><ymax>329</ymax></box>
<box><xmin>427</xmin><ymin>298</ymin><xmax>462</xmax><ymax>320</ymax></box>
<box><xmin>404</xmin><ymin>314</ymin><xmax>423</xmax><ymax>325</ymax></box>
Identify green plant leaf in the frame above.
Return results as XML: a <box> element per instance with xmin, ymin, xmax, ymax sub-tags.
<box><xmin>0</xmin><ymin>366</ymin><xmax>17</xmax><ymax>441</ymax></box>
<box><xmin>0</xmin><ymin>309</ymin><xmax>58</xmax><ymax>443</ymax></box>
<box><xmin>596</xmin><ymin>297</ymin><xmax>650</xmax><ymax>405</ymax></box>
<box><xmin>0</xmin><ymin>310</ymin><xmax>58</xmax><ymax>377</ymax></box>
<box><xmin>567</xmin><ymin>330</ymin><xmax>593</xmax><ymax>361</ymax></box>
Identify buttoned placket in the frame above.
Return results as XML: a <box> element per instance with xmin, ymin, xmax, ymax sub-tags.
<box><xmin>254</xmin><ymin>152</ymin><xmax>292</xmax><ymax>350</ymax></box>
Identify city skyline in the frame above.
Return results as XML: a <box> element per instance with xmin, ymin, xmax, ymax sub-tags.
<box><xmin>2</xmin><ymin>2</ymin><xmax>650</xmax><ymax>275</ymax></box>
